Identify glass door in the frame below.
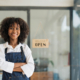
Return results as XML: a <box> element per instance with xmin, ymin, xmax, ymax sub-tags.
<box><xmin>71</xmin><ymin>9</ymin><xmax>80</xmax><ymax>80</ymax></box>
<box><xmin>30</xmin><ymin>9</ymin><xmax>70</xmax><ymax>80</ymax></box>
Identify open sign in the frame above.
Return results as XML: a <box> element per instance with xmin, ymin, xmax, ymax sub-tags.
<box><xmin>32</xmin><ymin>39</ymin><xmax>49</xmax><ymax>48</ymax></box>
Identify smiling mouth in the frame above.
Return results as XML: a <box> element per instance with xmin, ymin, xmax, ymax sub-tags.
<box><xmin>12</xmin><ymin>34</ymin><xmax>17</xmax><ymax>36</ymax></box>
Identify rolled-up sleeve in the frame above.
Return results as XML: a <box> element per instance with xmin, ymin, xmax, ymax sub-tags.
<box><xmin>21</xmin><ymin>45</ymin><xmax>35</xmax><ymax>78</ymax></box>
<box><xmin>0</xmin><ymin>47</ymin><xmax>14</xmax><ymax>73</ymax></box>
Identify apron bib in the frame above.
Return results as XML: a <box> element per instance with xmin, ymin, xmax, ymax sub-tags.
<box><xmin>2</xmin><ymin>46</ymin><xmax>29</xmax><ymax>80</ymax></box>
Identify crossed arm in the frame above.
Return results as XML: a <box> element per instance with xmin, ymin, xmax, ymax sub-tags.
<box><xmin>13</xmin><ymin>63</ymin><xmax>26</xmax><ymax>72</ymax></box>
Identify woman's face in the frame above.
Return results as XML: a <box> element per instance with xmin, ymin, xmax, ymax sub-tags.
<box><xmin>8</xmin><ymin>23</ymin><xmax>20</xmax><ymax>41</ymax></box>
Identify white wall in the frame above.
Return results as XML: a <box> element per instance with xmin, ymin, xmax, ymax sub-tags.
<box><xmin>0</xmin><ymin>0</ymin><xmax>74</xmax><ymax>7</ymax></box>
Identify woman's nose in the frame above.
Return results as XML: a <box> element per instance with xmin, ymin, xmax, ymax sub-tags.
<box><xmin>13</xmin><ymin>28</ymin><xmax>16</xmax><ymax>33</ymax></box>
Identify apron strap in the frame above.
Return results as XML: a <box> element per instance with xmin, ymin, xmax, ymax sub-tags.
<box><xmin>5</xmin><ymin>48</ymin><xmax>7</xmax><ymax>54</ymax></box>
<box><xmin>20</xmin><ymin>46</ymin><xmax>25</xmax><ymax>60</ymax></box>
<box><xmin>5</xmin><ymin>46</ymin><xmax>25</xmax><ymax>60</ymax></box>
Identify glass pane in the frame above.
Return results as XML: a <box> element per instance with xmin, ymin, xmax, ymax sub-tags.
<box><xmin>71</xmin><ymin>10</ymin><xmax>80</xmax><ymax>80</ymax></box>
<box><xmin>30</xmin><ymin>10</ymin><xmax>70</xmax><ymax>80</ymax></box>
<box><xmin>0</xmin><ymin>11</ymin><xmax>28</xmax><ymax>44</ymax></box>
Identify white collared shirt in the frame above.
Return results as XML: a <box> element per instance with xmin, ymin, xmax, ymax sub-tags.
<box><xmin>0</xmin><ymin>42</ymin><xmax>35</xmax><ymax>78</ymax></box>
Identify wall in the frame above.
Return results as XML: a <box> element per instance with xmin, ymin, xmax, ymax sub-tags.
<box><xmin>0</xmin><ymin>0</ymin><xmax>73</xmax><ymax>7</ymax></box>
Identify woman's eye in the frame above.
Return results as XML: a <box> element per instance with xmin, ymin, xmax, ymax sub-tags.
<box><xmin>10</xmin><ymin>27</ymin><xmax>13</xmax><ymax>29</ymax></box>
<box><xmin>16</xmin><ymin>28</ymin><xmax>19</xmax><ymax>30</ymax></box>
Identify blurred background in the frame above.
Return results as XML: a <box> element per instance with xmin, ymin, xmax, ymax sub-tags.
<box><xmin>0</xmin><ymin>0</ymin><xmax>79</xmax><ymax>80</ymax></box>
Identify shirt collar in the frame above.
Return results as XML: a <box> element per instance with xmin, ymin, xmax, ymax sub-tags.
<box><xmin>4</xmin><ymin>41</ymin><xmax>22</xmax><ymax>49</ymax></box>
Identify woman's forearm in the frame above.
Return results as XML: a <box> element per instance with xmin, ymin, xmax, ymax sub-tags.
<box><xmin>14</xmin><ymin>63</ymin><xmax>26</xmax><ymax>68</ymax></box>
<box><xmin>13</xmin><ymin>67</ymin><xmax>23</xmax><ymax>72</ymax></box>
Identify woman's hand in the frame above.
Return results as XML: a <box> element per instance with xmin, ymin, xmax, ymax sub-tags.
<box><xmin>13</xmin><ymin>67</ymin><xmax>23</xmax><ymax>72</ymax></box>
<box><xmin>14</xmin><ymin>63</ymin><xmax>26</xmax><ymax>68</ymax></box>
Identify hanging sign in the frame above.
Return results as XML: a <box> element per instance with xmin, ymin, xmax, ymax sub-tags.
<box><xmin>32</xmin><ymin>39</ymin><xmax>49</xmax><ymax>48</ymax></box>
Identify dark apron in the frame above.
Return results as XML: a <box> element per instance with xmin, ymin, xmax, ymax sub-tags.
<box><xmin>2</xmin><ymin>46</ymin><xmax>29</xmax><ymax>80</ymax></box>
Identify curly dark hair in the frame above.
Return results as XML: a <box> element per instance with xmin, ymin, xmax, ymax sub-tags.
<box><xmin>0</xmin><ymin>17</ymin><xmax>29</xmax><ymax>43</ymax></box>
